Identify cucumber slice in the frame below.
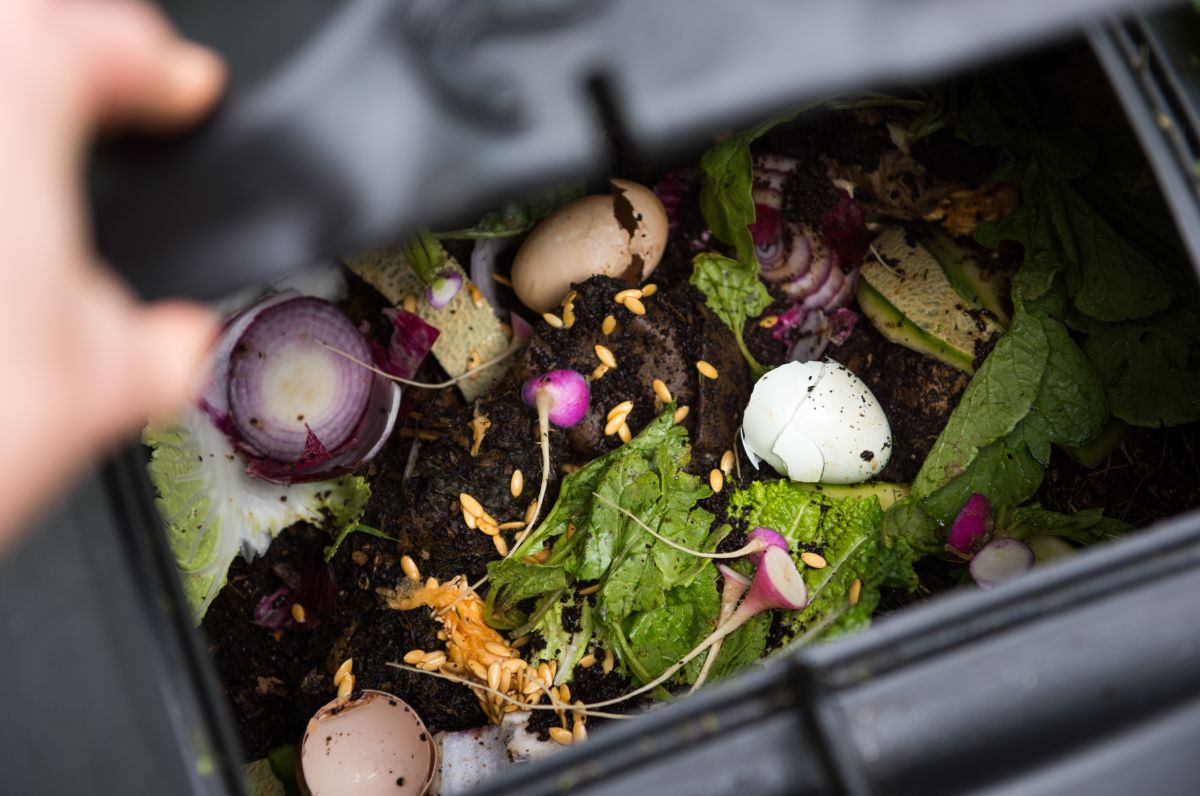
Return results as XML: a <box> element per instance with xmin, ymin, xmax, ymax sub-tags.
<box><xmin>859</xmin><ymin>227</ymin><xmax>1004</xmax><ymax>372</ymax></box>
<box><xmin>921</xmin><ymin>230</ymin><xmax>1011</xmax><ymax>327</ymax></box>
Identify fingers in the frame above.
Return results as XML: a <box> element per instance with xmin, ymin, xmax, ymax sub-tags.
<box><xmin>55</xmin><ymin>0</ymin><xmax>226</xmax><ymax>133</ymax></box>
<box><xmin>132</xmin><ymin>300</ymin><xmax>220</xmax><ymax>419</ymax></box>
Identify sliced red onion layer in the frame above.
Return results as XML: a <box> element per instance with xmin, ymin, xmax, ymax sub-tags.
<box><xmin>214</xmin><ymin>294</ymin><xmax>401</xmax><ymax>484</ymax></box>
<box><xmin>200</xmin><ymin>289</ymin><xmax>301</xmax><ymax>432</ymax></box>
<box><xmin>970</xmin><ymin>538</ymin><xmax>1034</xmax><ymax>590</ymax></box>
<box><xmin>949</xmin><ymin>493</ymin><xmax>994</xmax><ymax>554</ymax></box>
<box><xmin>521</xmin><ymin>370</ymin><xmax>590</xmax><ymax>428</ymax></box>
<box><xmin>425</xmin><ymin>270</ymin><xmax>464</xmax><ymax>309</ymax></box>
<box><xmin>230</xmin><ymin>298</ymin><xmax>374</xmax><ymax>461</ymax></box>
<box><xmin>378</xmin><ymin>308</ymin><xmax>440</xmax><ymax>380</ymax></box>
<box><xmin>653</xmin><ymin>168</ymin><xmax>697</xmax><ymax>240</ymax></box>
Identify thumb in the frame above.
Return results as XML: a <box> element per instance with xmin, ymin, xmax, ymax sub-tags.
<box><xmin>129</xmin><ymin>300</ymin><xmax>220</xmax><ymax>422</ymax></box>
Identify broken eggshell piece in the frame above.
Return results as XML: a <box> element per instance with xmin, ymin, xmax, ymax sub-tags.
<box><xmin>299</xmin><ymin>690</ymin><xmax>436</xmax><ymax>796</ymax></box>
<box><xmin>511</xmin><ymin>179</ymin><xmax>669</xmax><ymax>313</ymax></box>
<box><xmin>741</xmin><ymin>360</ymin><xmax>891</xmax><ymax>484</ymax></box>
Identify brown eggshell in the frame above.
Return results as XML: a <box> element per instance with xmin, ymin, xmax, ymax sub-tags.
<box><xmin>511</xmin><ymin>180</ymin><xmax>668</xmax><ymax>313</ymax></box>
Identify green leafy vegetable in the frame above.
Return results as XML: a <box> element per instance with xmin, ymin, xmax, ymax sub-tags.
<box><xmin>690</xmin><ymin>252</ymin><xmax>772</xmax><ymax>377</ymax></box>
<box><xmin>487</xmin><ymin>410</ymin><xmax>745</xmax><ymax>688</ymax></box>
<box><xmin>698</xmin><ymin>106</ymin><xmax>813</xmax><ymax>269</ymax></box>
<box><xmin>400</xmin><ymin>227</ymin><xmax>446</xmax><ymax>285</ymax></box>
<box><xmin>323</xmin><ymin>522</ymin><xmax>399</xmax><ymax>563</ymax></box>
<box><xmin>144</xmin><ymin>409</ymin><xmax>370</xmax><ymax>623</ymax></box>
<box><xmin>999</xmin><ymin>504</ymin><xmax>1130</xmax><ymax>544</ymax></box>
<box><xmin>435</xmin><ymin>180</ymin><xmax>586</xmax><ymax>239</ymax></box>
<box><xmin>730</xmin><ymin>480</ymin><xmax>917</xmax><ymax>646</ymax></box>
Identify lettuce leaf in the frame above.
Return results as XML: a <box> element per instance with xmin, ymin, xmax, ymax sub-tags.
<box><xmin>730</xmin><ymin>481</ymin><xmax>917</xmax><ymax>646</ymax></box>
<box><xmin>144</xmin><ymin>409</ymin><xmax>370</xmax><ymax>624</ymax></box>
<box><xmin>698</xmin><ymin>106</ymin><xmax>813</xmax><ymax>269</ymax></box>
<box><xmin>690</xmin><ymin>253</ymin><xmax>772</xmax><ymax>377</ymax></box>
<box><xmin>487</xmin><ymin>410</ymin><xmax>735</xmax><ymax>688</ymax></box>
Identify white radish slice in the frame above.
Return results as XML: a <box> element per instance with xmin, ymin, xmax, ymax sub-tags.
<box><xmin>970</xmin><ymin>538</ymin><xmax>1035</xmax><ymax>590</ymax></box>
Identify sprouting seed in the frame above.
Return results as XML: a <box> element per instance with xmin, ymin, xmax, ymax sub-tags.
<box><xmin>578</xmin><ymin>654</ymin><xmax>597</xmax><ymax>669</ymax></box>
<box><xmin>653</xmin><ymin>379</ymin><xmax>672</xmax><ymax>404</ymax></box>
<box><xmin>291</xmin><ymin>603</ymin><xmax>307</xmax><ymax>624</ymax></box>
<box><xmin>542</xmin><ymin>312</ymin><xmax>564</xmax><ymax>329</ymax></box>
<box><xmin>562</xmin><ymin>304</ymin><xmax>577</xmax><ymax>328</ymax></box>
<box><xmin>607</xmin><ymin>400</ymin><xmax>635</xmax><ymax>420</ymax></box>
<box><xmin>595</xmin><ymin>344</ymin><xmax>617</xmax><ymax>368</ymax></box>
<box><xmin>485</xmin><ymin>641</ymin><xmax>511</xmax><ymax>658</ymax></box>
<box><xmin>758</xmin><ymin>315</ymin><xmax>779</xmax><ymax>328</ymax></box>
<box><xmin>601</xmin><ymin>315</ymin><xmax>617</xmax><ymax>335</ymax></box>
<box><xmin>401</xmin><ymin>555</ymin><xmax>421</xmax><ymax>581</ymax></box>
<box><xmin>402</xmin><ymin>294</ymin><xmax>418</xmax><ymax>313</ymax></box>
<box><xmin>673</xmin><ymin>405</ymin><xmax>690</xmax><ymax>423</ymax></box>
<box><xmin>493</xmin><ymin>534</ymin><xmax>509</xmax><ymax>557</ymax></box>
<box><xmin>696</xmin><ymin>360</ymin><xmax>719</xmax><ymax>380</ymax></box>
<box><xmin>572</xmin><ymin>718</ymin><xmax>588</xmax><ymax>743</ymax></box>
<box><xmin>403</xmin><ymin>650</ymin><xmax>425</xmax><ymax>665</ymax></box>
<box><xmin>720</xmin><ymin>449</ymin><xmax>735</xmax><ymax>475</ymax></box>
<box><xmin>709</xmin><ymin>469</ymin><xmax>724</xmax><ymax>493</ymax></box>
<box><xmin>463</xmin><ymin>508</ymin><xmax>478</xmax><ymax>530</ymax></box>
<box><xmin>511</xmin><ymin>469</ymin><xmax>524</xmax><ymax>498</ymax></box>
<box><xmin>562</xmin><ymin>290</ymin><xmax>577</xmax><ymax>307</ymax></box>
<box><xmin>800</xmin><ymin>552</ymin><xmax>828</xmax><ymax>569</ymax></box>
<box><xmin>460</xmin><ymin>492</ymin><xmax>485</xmax><ymax>518</ymax></box>
<box><xmin>333</xmin><ymin>657</ymin><xmax>350</xmax><ymax>686</ymax></box>
<box><xmin>618</xmin><ymin>423</ymin><xmax>632</xmax><ymax>443</ymax></box>
<box><xmin>487</xmin><ymin>662</ymin><xmax>501</xmax><ymax>691</ymax></box>
<box><xmin>623</xmin><ymin>297</ymin><xmax>646</xmax><ymax>315</ymax></box>
<box><xmin>549</xmin><ymin>727</ymin><xmax>574</xmax><ymax>746</ymax></box>
<box><xmin>468</xmin><ymin>284</ymin><xmax>485</xmax><ymax>308</ymax></box>
<box><xmin>590</xmin><ymin>364</ymin><xmax>610</xmax><ymax>380</ymax></box>
<box><xmin>525</xmin><ymin>500</ymin><xmax>537</xmax><ymax>525</ymax></box>
<box><xmin>478</xmin><ymin>521</ymin><xmax>499</xmax><ymax>537</ymax></box>
<box><xmin>337</xmin><ymin>673</ymin><xmax>355</xmax><ymax>699</ymax></box>
<box><xmin>613</xmin><ymin>288</ymin><xmax>643</xmax><ymax>303</ymax></box>
<box><xmin>849</xmin><ymin>578</ymin><xmax>863</xmax><ymax>606</ymax></box>
<box><xmin>641</xmin><ymin>283</ymin><xmax>658</xmax><ymax>297</ymax></box>
<box><xmin>604</xmin><ymin>414</ymin><xmax>627</xmax><ymax>437</ymax></box>
<box><xmin>601</xmin><ymin>648</ymin><xmax>615</xmax><ymax>674</ymax></box>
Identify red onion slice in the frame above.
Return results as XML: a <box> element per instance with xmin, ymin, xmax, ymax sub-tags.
<box><xmin>229</xmin><ymin>297</ymin><xmax>374</xmax><ymax>462</ymax></box>
<box><xmin>379</xmin><ymin>308</ymin><xmax>440</xmax><ymax>380</ymax></box>
<box><xmin>199</xmin><ymin>289</ymin><xmax>301</xmax><ymax>431</ymax></box>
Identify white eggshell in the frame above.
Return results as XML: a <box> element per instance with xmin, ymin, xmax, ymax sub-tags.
<box><xmin>787</xmin><ymin>362</ymin><xmax>891</xmax><ymax>483</ymax></box>
<box><xmin>741</xmin><ymin>361</ymin><xmax>825</xmax><ymax>472</ymax></box>
<box><xmin>741</xmin><ymin>360</ymin><xmax>891</xmax><ymax>484</ymax></box>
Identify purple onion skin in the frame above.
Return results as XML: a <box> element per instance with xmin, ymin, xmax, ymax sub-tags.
<box><xmin>376</xmin><ymin>308</ymin><xmax>439</xmax><ymax>380</ymax></box>
<box><xmin>521</xmin><ymin>370</ymin><xmax>590</xmax><ymax>427</ymax></box>
<box><xmin>970</xmin><ymin>538</ymin><xmax>1034</xmax><ymax>590</ymax></box>
<box><xmin>747</xmin><ymin>155</ymin><xmax>868</xmax><ymax>363</ymax></box>
<box><xmin>949</xmin><ymin>493</ymin><xmax>994</xmax><ymax>554</ymax></box>
<box><xmin>253</xmin><ymin>587</ymin><xmax>294</xmax><ymax>630</ymax></box>
<box><xmin>747</xmin><ymin>526</ymin><xmax>789</xmax><ymax>566</ymax></box>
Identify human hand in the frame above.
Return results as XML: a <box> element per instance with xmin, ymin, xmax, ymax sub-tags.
<box><xmin>0</xmin><ymin>0</ymin><xmax>225</xmax><ymax>549</ymax></box>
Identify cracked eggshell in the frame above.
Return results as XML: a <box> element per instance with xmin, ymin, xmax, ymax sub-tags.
<box><xmin>511</xmin><ymin>179</ymin><xmax>668</xmax><ymax>313</ymax></box>
<box><xmin>741</xmin><ymin>361</ymin><xmax>891</xmax><ymax>484</ymax></box>
<box><xmin>299</xmin><ymin>690</ymin><xmax>436</xmax><ymax>796</ymax></box>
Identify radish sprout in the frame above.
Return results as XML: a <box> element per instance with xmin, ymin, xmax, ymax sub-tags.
<box><xmin>425</xmin><ymin>270</ymin><xmax>464</xmax><ymax>308</ymax></box>
<box><xmin>690</xmin><ymin>564</ymin><xmax>752</xmax><ymax>694</ymax></box>
<box><xmin>320</xmin><ymin>336</ymin><xmax>523</xmax><ymax>389</ymax></box>
<box><xmin>518</xmin><ymin>370</ymin><xmax>591</xmax><ymax>543</ymax></box>
<box><xmin>568</xmin><ymin>546</ymin><xmax>808</xmax><ymax>709</ymax></box>
<box><xmin>386</xmin><ymin>663</ymin><xmax>632</xmax><ymax>720</ymax></box>
<box><xmin>591</xmin><ymin>492</ymin><xmax>771</xmax><ymax>560</ymax></box>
